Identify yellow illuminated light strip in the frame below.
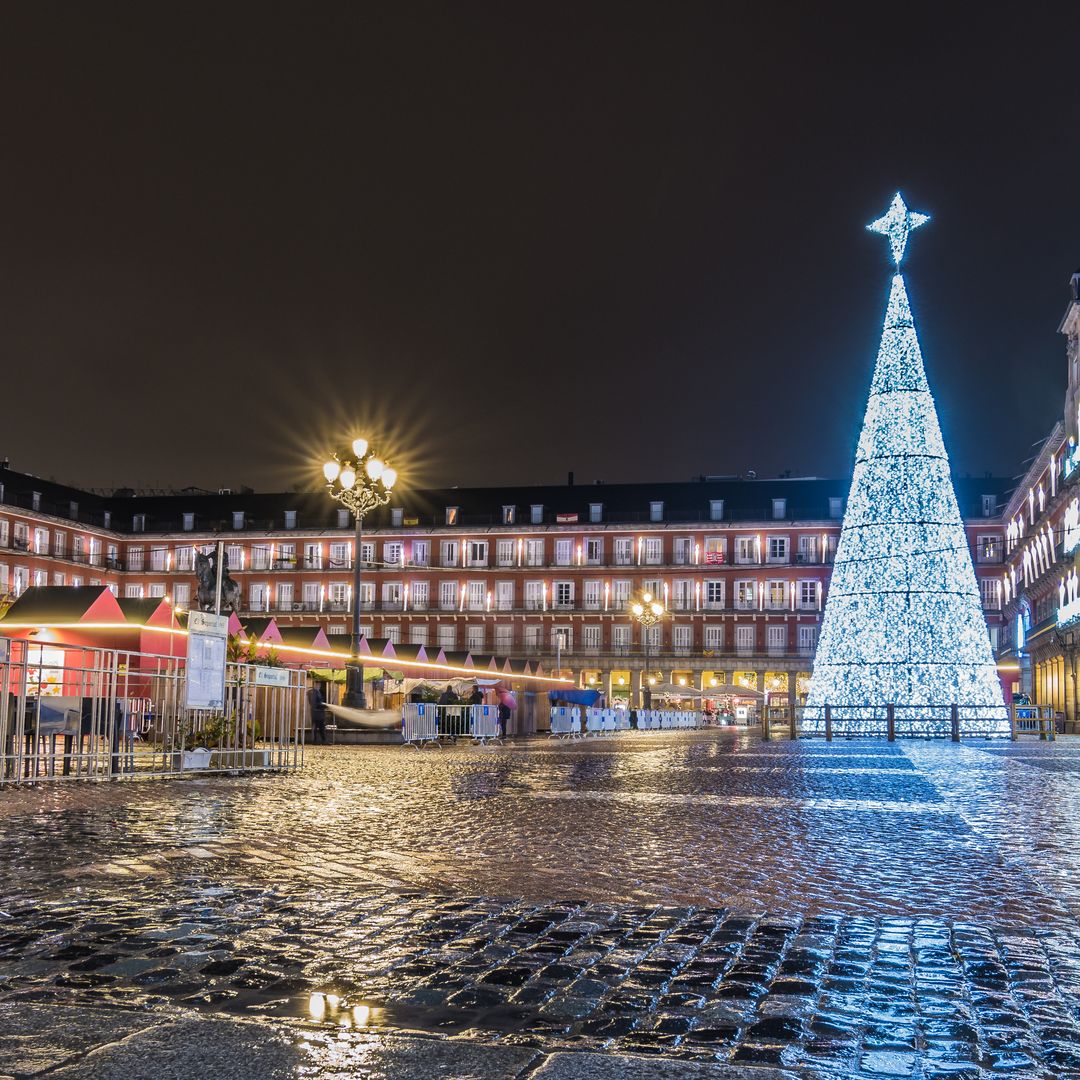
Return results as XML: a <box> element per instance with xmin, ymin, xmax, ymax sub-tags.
<box><xmin>0</xmin><ymin>624</ymin><xmax>573</xmax><ymax>685</ymax></box>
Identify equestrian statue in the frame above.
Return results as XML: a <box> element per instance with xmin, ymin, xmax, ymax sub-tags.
<box><xmin>194</xmin><ymin>548</ymin><xmax>241</xmax><ymax>613</ymax></box>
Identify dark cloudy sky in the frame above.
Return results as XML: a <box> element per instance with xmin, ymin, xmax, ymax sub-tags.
<box><xmin>1</xmin><ymin>3</ymin><xmax>1078</xmax><ymax>494</ymax></box>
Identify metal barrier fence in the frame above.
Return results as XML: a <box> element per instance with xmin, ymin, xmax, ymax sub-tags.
<box><xmin>636</xmin><ymin>710</ymin><xmax>703</xmax><ymax>731</ymax></box>
<box><xmin>401</xmin><ymin>704</ymin><xmax>503</xmax><ymax>746</ymax></box>
<box><xmin>1009</xmin><ymin>705</ymin><xmax>1057</xmax><ymax>741</ymax></box>
<box><xmin>0</xmin><ymin>637</ymin><xmax>305</xmax><ymax>785</ymax></box>
<box><xmin>584</xmin><ymin>708</ymin><xmax>631</xmax><ymax>736</ymax></box>
<box><xmin>549</xmin><ymin>707</ymin><xmax>582</xmax><ymax>738</ymax></box>
<box><xmin>766</xmin><ymin>703</ymin><xmax>1018</xmax><ymax>741</ymax></box>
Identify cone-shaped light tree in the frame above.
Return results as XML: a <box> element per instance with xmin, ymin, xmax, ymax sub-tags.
<box><xmin>804</xmin><ymin>194</ymin><xmax>1007</xmax><ymax>734</ymax></box>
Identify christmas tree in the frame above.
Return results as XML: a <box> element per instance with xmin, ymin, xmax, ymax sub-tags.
<box><xmin>804</xmin><ymin>194</ymin><xmax>1007</xmax><ymax>734</ymax></box>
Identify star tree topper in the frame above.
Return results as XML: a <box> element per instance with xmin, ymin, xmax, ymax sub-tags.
<box><xmin>867</xmin><ymin>191</ymin><xmax>930</xmax><ymax>266</ymax></box>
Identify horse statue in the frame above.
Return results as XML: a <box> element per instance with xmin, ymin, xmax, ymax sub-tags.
<box><xmin>194</xmin><ymin>549</ymin><xmax>241</xmax><ymax>613</ymax></box>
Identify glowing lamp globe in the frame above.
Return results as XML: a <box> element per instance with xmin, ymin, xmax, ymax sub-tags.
<box><xmin>642</xmin><ymin>592</ymin><xmax>652</xmax><ymax>604</ymax></box>
<box><xmin>650</xmin><ymin>602</ymin><xmax>663</xmax><ymax>617</ymax></box>
<box><xmin>365</xmin><ymin>457</ymin><xmax>384</xmax><ymax>481</ymax></box>
<box><xmin>323</xmin><ymin>460</ymin><xmax>340</xmax><ymax>483</ymax></box>
<box><xmin>381</xmin><ymin>466</ymin><xmax>397</xmax><ymax>489</ymax></box>
<box><xmin>631</xmin><ymin>603</ymin><xmax>644</xmax><ymax>617</ymax></box>
<box><xmin>339</xmin><ymin>467</ymin><xmax>357</xmax><ymax>491</ymax></box>
<box><xmin>351</xmin><ymin>437</ymin><xmax>369</xmax><ymax>458</ymax></box>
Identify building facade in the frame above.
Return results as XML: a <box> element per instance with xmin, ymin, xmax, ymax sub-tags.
<box><xmin>0</xmin><ymin>469</ymin><xmax>1008</xmax><ymax>709</ymax></box>
<box><xmin>1000</xmin><ymin>270</ymin><xmax>1080</xmax><ymax>729</ymax></box>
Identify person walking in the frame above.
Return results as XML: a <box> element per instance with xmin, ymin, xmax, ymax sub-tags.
<box><xmin>307</xmin><ymin>682</ymin><xmax>328</xmax><ymax>745</ymax></box>
<box><xmin>497</xmin><ymin>700</ymin><xmax>511</xmax><ymax>739</ymax></box>
<box><xmin>469</xmin><ymin>684</ymin><xmax>483</xmax><ymax>707</ymax></box>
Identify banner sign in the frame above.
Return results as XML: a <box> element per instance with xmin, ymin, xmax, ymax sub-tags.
<box><xmin>253</xmin><ymin>666</ymin><xmax>289</xmax><ymax>687</ymax></box>
<box><xmin>556</xmin><ymin>513</ymin><xmax>579</xmax><ymax>524</ymax></box>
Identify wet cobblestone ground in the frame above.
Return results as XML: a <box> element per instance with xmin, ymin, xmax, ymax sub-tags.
<box><xmin>3</xmin><ymin>731</ymin><xmax>1080</xmax><ymax>1077</ymax></box>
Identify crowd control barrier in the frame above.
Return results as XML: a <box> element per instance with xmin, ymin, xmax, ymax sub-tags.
<box><xmin>549</xmin><ymin>706</ymin><xmax>582</xmax><ymax>738</ymax></box>
<box><xmin>401</xmin><ymin>703</ymin><xmax>504</xmax><ymax>747</ymax></box>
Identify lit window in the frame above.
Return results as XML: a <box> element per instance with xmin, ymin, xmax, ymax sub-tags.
<box><xmin>182</xmin><ymin>512</ymin><xmax>195</xmax><ymax>531</ymax></box>
<box><xmin>446</xmin><ymin>506</ymin><xmax>459</xmax><ymax>526</ymax></box>
<box><xmin>391</xmin><ymin>507</ymin><xmax>403</xmax><ymax>527</ymax></box>
<box><xmin>502</xmin><ymin>505</ymin><xmax>516</xmax><ymax>525</ymax></box>
<box><xmin>589</xmin><ymin>503</ymin><xmax>603</xmax><ymax>523</ymax></box>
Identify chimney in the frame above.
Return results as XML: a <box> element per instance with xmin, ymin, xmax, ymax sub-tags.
<box><xmin>567</xmin><ymin>471</ymin><xmax>574</xmax><ymax>486</ymax></box>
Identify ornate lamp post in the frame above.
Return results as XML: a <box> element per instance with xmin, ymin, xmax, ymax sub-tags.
<box><xmin>630</xmin><ymin>591</ymin><xmax>665</xmax><ymax>710</ymax></box>
<box><xmin>323</xmin><ymin>438</ymin><xmax>398</xmax><ymax>708</ymax></box>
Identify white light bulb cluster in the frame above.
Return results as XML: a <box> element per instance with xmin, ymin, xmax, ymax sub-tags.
<box><xmin>805</xmin><ymin>203</ymin><xmax>1007</xmax><ymax>734</ymax></box>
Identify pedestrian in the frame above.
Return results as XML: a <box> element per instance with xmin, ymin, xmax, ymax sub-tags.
<box><xmin>438</xmin><ymin>685</ymin><xmax>456</xmax><ymax>706</ymax></box>
<box><xmin>469</xmin><ymin>684</ymin><xmax>483</xmax><ymax>707</ymax></box>
<box><xmin>497</xmin><ymin>700</ymin><xmax>511</xmax><ymax>738</ymax></box>
<box><xmin>307</xmin><ymin>682</ymin><xmax>328</xmax><ymax>745</ymax></box>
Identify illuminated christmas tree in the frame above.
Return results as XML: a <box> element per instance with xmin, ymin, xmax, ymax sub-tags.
<box><xmin>804</xmin><ymin>194</ymin><xmax>1007</xmax><ymax>733</ymax></box>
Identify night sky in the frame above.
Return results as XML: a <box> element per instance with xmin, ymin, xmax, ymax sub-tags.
<box><xmin>2</xmin><ymin>4</ymin><xmax>1078</xmax><ymax>495</ymax></box>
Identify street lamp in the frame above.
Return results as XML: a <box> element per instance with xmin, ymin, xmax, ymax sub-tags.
<box><xmin>630</xmin><ymin>591</ymin><xmax>665</xmax><ymax>709</ymax></box>
<box><xmin>323</xmin><ymin>437</ymin><xmax>398</xmax><ymax>708</ymax></box>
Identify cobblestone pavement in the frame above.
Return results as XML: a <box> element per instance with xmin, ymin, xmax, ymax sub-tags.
<box><xmin>2</xmin><ymin>731</ymin><xmax>1080</xmax><ymax>1078</ymax></box>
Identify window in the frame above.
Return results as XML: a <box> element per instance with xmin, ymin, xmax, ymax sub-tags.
<box><xmin>330</xmin><ymin>541</ymin><xmax>350</xmax><ymax>568</ymax></box>
<box><xmin>284</xmin><ymin>510</ymin><xmax>297</xmax><ymax>530</ymax></box>
<box><xmin>672</xmin><ymin>579</ymin><xmax>693</xmax><ymax>610</ymax></box>
<box><xmin>797</xmin><ymin>535</ymin><xmax>818</xmax><ymax>563</ymax></box>
<box><xmin>767</xmin><ymin>536</ymin><xmax>789</xmax><ymax>563</ymax></box>
<box><xmin>148</xmin><ymin>583</ymin><xmax>166</xmax><ymax>598</ymax></box>
<box><xmin>174</xmin><ymin>582</ymin><xmax>191</xmax><ymax>606</ymax></box>
<box><xmin>276</xmin><ymin>542</ymin><xmax>295</xmax><ymax>568</ymax></box>
<box><xmin>495</xmin><ymin>581</ymin><xmax>514</xmax><ymax>610</ymax></box>
<box><xmin>52</xmin><ymin>572</ymin><xmax>65</xmax><ymax>586</ymax></box>
<box><xmin>735</xmin><ymin>580</ymin><xmax>757</xmax><ymax>609</ymax></box>
<box><xmin>391</xmin><ymin>508</ymin><xmax>403</xmax><ymax>527</ymax></box>
<box><xmin>530</xmin><ymin>504</ymin><xmax>543</xmax><ymax>524</ymax></box>
<box><xmin>524</xmin><ymin>581</ymin><xmax>544</xmax><ymax>610</ymax></box>
<box><xmin>328</xmin><ymin>625</ymin><xmax>347</xmax><ymax>637</ymax></box>
<box><xmin>466</xmin><ymin>625</ymin><xmax>485</xmax><ymax>651</ymax></box>
<box><xmin>614</xmin><ymin>538</ymin><xmax>633</xmax><ymax>565</ymax></box>
<box><xmin>411</xmin><ymin>540</ymin><xmax>429</xmax><ymax>566</ymax></box>
<box><xmin>150</xmin><ymin>546</ymin><xmax>167</xmax><ymax>571</ymax></box>
<box><xmin>328</xmin><ymin>582</ymin><xmax>349</xmax><ymax>609</ymax></box>
<box><xmin>583</xmin><ymin>625</ymin><xmax>602</xmax><ymax>651</ymax></box>
<box><xmin>226</xmin><ymin>544</ymin><xmax>243</xmax><ymax>570</ymax></box>
<box><xmin>250</xmin><ymin>544</ymin><xmax>270</xmax><ymax>570</ymax></box>
<box><xmin>525</xmin><ymin>539</ymin><xmax>544</xmax><ymax>566</ymax></box>
<box><xmin>644</xmin><ymin>625</ymin><xmax>661</xmax><ymax>647</ymax></box>
<box><xmin>766</xmin><ymin>625</ymin><xmax>787</xmax><ymax>656</ymax></box>
<box><xmin>643</xmin><ymin>538</ymin><xmax>662</xmax><ymax>564</ymax></box>
<box><xmin>384</xmin><ymin>625</ymin><xmax>401</xmax><ymax>645</ymax></box>
<box><xmin>382</xmin><ymin>582</ymin><xmax>403</xmax><ymax>608</ymax></box>
<box><xmin>977</xmin><ymin>535</ymin><xmax>1002</xmax><ymax>563</ymax></box>
<box><xmin>735</xmin><ymin>625</ymin><xmax>755</xmax><ymax>655</ymax></box>
<box><xmin>103</xmin><ymin>511</ymin><xmax>111</xmax><ymax>529</ymax></box>
<box><xmin>705</xmin><ymin>580</ymin><xmax>724</xmax><ymax>608</ymax></box>
<box><xmin>106</xmin><ymin>543</ymin><xmax>118</xmax><ymax>568</ymax></box>
<box><xmin>0</xmin><ymin>520</ymin><xmax>7</xmax><ymax>547</ymax></box>
<box><xmin>249</xmin><ymin>583</ymin><xmax>269</xmax><ymax>611</ymax></box>
<box><xmin>336</xmin><ymin>508</ymin><xmax>349</xmax><ymax>529</ymax></box>
<box><xmin>552</xmin><ymin>626</ymin><xmax>572</xmax><ymax>654</ymax></box>
<box><xmin>409</xmin><ymin>625</ymin><xmax>429</xmax><ymax>646</ymax></box>
<box><xmin>502</xmin><ymin>505</ymin><xmax>516</xmax><ymax>525</ymax></box>
<box><xmin>735</xmin><ymin>537</ymin><xmax>758</xmax><ymax>564</ymax></box>
<box><xmin>553</xmin><ymin>581</ymin><xmax>574</xmax><ymax>608</ymax></box>
<box><xmin>124</xmin><ymin>584</ymin><xmax>144</xmax><ymax>599</ymax></box>
<box><xmin>767</xmin><ymin>579</ymin><xmax>787</xmax><ymax>608</ymax></box>
<box><xmin>497</xmin><ymin>539</ymin><xmax>515</xmax><ymax>566</ymax></box>
<box><xmin>127</xmin><ymin>547</ymin><xmax>144</xmax><ymax>572</ymax></box>
<box><xmin>673</xmin><ymin>625</ymin><xmax>692</xmax><ymax>654</ymax></box>
<box><xmin>554</xmin><ymin>539</ymin><xmax>573</xmax><ymax>566</ymax></box>
<box><xmin>441</xmin><ymin>540</ymin><xmax>459</xmax><ymax>567</ymax></box>
<box><xmin>52</xmin><ymin>531</ymin><xmax>65</xmax><ymax>557</ymax></box>
<box><xmin>524</xmin><ymin>625</ymin><xmax>542</xmax><ymax>650</ymax></box>
<box><xmin>981</xmin><ymin>578</ymin><xmax>1002</xmax><ymax>610</ymax></box>
<box><xmin>583</xmin><ymin>580</ymin><xmax>601</xmax><ymax>609</ymax></box>
<box><xmin>88</xmin><ymin>538</ymin><xmax>101</xmax><ymax>566</ymax></box>
<box><xmin>673</xmin><ymin>537</ymin><xmax>692</xmax><ymax>565</ymax></box>
<box><xmin>798</xmin><ymin>580</ymin><xmax>818</xmax><ymax>609</ymax></box>
<box><xmin>589</xmin><ymin>503</ymin><xmax>603</xmax><ymax>523</ymax></box>
<box><xmin>466</xmin><ymin>581</ymin><xmax>485</xmax><ymax>610</ymax></box>
<box><xmin>304</xmin><ymin>543</ymin><xmax>322</xmax><ymax>569</ymax></box>
<box><xmin>772</xmin><ymin>498</ymin><xmax>787</xmax><ymax>520</ymax></box>
<box><xmin>704</xmin><ymin>537</ymin><xmax>726</xmax><ymax>565</ymax></box>
<box><xmin>613</xmin><ymin>579</ymin><xmax>632</xmax><ymax>607</ymax></box>
<box><xmin>439</xmin><ymin>581</ymin><xmax>459</xmax><ymax>610</ymax></box>
<box><xmin>12</xmin><ymin>522</ymin><xmax>28</xmax><ymax>550</ymax></box>
<box><xmin>31</xmin><ymin>492</ymin><xmax>41</xmax><ymax>511</ymax></box>
<box><xmin>710</xmin><ymin>499</ymin><xmax>724</xmax><ymax>521</ymax></box>
<box><xmin>612</xmin><ymin>625</ymin><xmax>631</xmax><ymax>651</ymax></box>
<box><xmin>467</xmin><ymin>541</ymin><xmax>488</xmax><ymax>567</ymax></box>
<box><xmin>495</xmin><ymin>625</ymin><xmax>514</xmax><ymax>653</ymax></box>
<box><xmin>302</xmin><ymin>582</ymin><xmax>320</xmax><ymax>610</ymax></box>
<box><xmin>232</xmin><ymin>511</ymin><xmax>245</xmax><ymax>530</ymax></box>
<box><xmin>445</xmin><ymin>506</ymin><xmax>459</xmax><ymax>526</ymax></box>
<box><xmin>360</xmin><ymin>541</ymin><xmax>375</xmax><ymax>564</ymax></box>
<box><xmin>357</xmin><ymin>582</ymin><xmax>374</xmax><ymax>609</ymax></box>
<box><xmin>649</xmin><ymin>501</ymin><xmax>664</xmax><ymax>522</ymax></box>
<box><xmin>585</xmin><ymin>537</ymin><xmax>603</xmax><ymax>565</ymax></box>
<box><xmin>798</xmin><ymin>625</ymin><xmax>818</xmax><ymax>654</ymax></box>
<box><xmin>437</xmin><ymin>624</ymin><xmax>457</xmax><ymax>650</ymax></box>
<box><xmin>384</xmin><ymin>541</ymin><xmax>404</xmax><ymax>567</ymax></box>
<box><xmin>32</xmin><ymin>527</ymin><xmax>48</xmax><ymax>554</ymax></box>
<box><xmin>132</xmin><ymin>513</ymin><xmax>145</xmax><ymax>532</ymax></box>
<box><xmin>411</xmin><ymin>581</ymin><xmax>429</xmax><ymax>609</ymax></box>
<box><xmin>175</xmin><ymin>546</ymin><xmax>193</xmax><ymax>571</ymax></box>
<box><xmin>829</xmin><ymin>497</ymin><xmax>844</xmax><ymax>519</ymax></box>
<box><xmin>704</xmin><ymin>625</ymin><xmax>724</xmax><ymax>650</ymax></box>
<box><xmin>182</xmin><ymin>512</ymin><xmax>195</xmax><ymax>531</ymax></box>
<box><xmin>981</xmin><ymin>494</ymin><xmax>997</xmax><ymax>517</ymax></box>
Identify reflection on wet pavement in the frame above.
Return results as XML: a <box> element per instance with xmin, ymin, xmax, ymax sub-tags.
<box><xmin>2</xmin><ymin>730</ymin><xmax>1080</xmax><ymax>1077</ymax></box>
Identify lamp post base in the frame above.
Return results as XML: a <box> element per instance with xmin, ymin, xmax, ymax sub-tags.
<box><xmin>343</xmin><ymin>663</ymin><xmax>368</xmax><ymax>710</ymax></box>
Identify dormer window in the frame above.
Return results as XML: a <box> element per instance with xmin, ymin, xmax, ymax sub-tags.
<box><xmin>284</xmin><ymin>510</ymin><xmax>297</xmax><ymax>529</ymax></box>
<box><xmin>502</xmin><ymin>505</ymin><xmax>516</xmax><ymax>525</ymax></box>
<box><xmin>446</xmin><ymin>506</ymin><xmax>459</xmax><ymax>526</ymax></box>
<box><xmin>649</xmin><ymin>501</ymin><xmax>664</xmax><ymax>522</ymax></box>
<box><xmin>981</xmin><ymin>494</ymin><xmax>996</xmax><ymax>517</ymax></box>
<box><xmin>829</xmin><ymin>497</ymin><xmax>843</xmax><ymax>519</ymax></box>
<box><xmin>103</xmin><ymin>511</ymin><xmax>111</xmax><ymax>529</ymax></box>
<box><xmin>132</xmin><ymin>513</ymin><xmax>145</xmax><ymax>532</ymax></box>
<box><xmin>589</xmin><ymin>503</ymin><xmax>603</xmax><ymax>523</ymax></box>
<box><xmin>69</xmin><ymin>501</ymin><xmax>79</xmax><ymax>520</ymax></box>
<box><xmin>182</xmin><ymin>512</ymin><xmax>195</xmax><ymax>532</ymax></box>
<box><xmin>31</xmin><ymin>492</ymin><xmax>40</xmax><ymax>511</ymax></box>
<box><xmin>232</xmin><ymin>511</ymin><xmax>245</xmax><ymax>530</ymax></box>
<box><xmin>530</xmin><ymin>504</ymin><xmax>543</xmax><ymax>524</ymax></box>
<box><xmin>391</xmin><ymin>507</ymin><xmax>404</xmax><ymax>527</ymax></box>
<box><xmin>336</xmin><ymin>508</ymin><xmax>349</xmax><ymax>529</ymax></box>
<box><xmin>710</xmin><ymin>499</ymin><xmax>724</xmax><ymax>521</ymax></box>
<box><xmin>772</xmin><ymin>498</ymin><xmax>787</xmax><ymax>520</ymax></box>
